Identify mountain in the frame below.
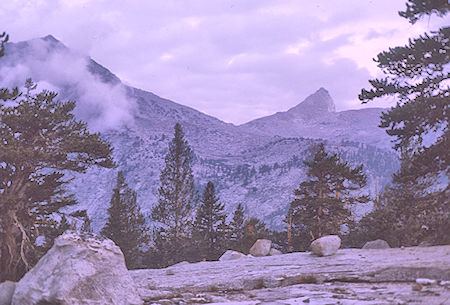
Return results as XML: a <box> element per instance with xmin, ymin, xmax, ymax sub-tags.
<box><xmin>0</xmin><ymin>36</ymin><xmax>399</xmax><ymax>230</ymax></box>
<box><xmin>242</xmin><ymin>88</ymin><xmax>390</xmax><ymax>149</ymax></box>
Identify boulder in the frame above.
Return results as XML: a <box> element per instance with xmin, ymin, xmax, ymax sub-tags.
<box><xmin>219</xmin><ymin>250</ymin><xmax>247</xmax><ymax>261</ymax></box>
<box><xmin>249</xmin><ymin>239</ymin><xmax>272</xmax><ymax>256</ymax></box>
<box><xmin>12</xmin><ymin>231</ymin><xmax>143</xmax><ymax>305</ymax></box>
<box><xmin>0</xmin><ymin>281</ymin><xmax>16</xmax><ymax>305</ymax></box>
<box><xmin>310</xmin><ymin>235</ymin><xmax>341</xmax><ymax>256</ymax></box>
<box><xmin>269</xmin><ymin>248</ymin><xmax>282</xmax><ymax>256</ymax></box>
<box><xmin>362</xmin><ymin>239</ymin><xmax>390</xmax><ymax>249</ymax></box>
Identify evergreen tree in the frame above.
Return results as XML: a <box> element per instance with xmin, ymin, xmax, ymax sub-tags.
<box><xmin>358</xmin><ymin>0</ymin><xmax>449</xmax><ymax>245</ymax></box>
<box><xmin>0</xmin><ymin>79</ymin><xmax>114</xmax><ymax>281</ymax></box>
<box><xmin>287</xmin><ymin>143</ymin><xmax>368</xmax><ymax>251</ymax></box>
<box><xmin>193</xmin><ymin>181</ymin><xmax>228</xmax><ymax>260</ymax></box>
<box><xmin>150</xmin><ymin>123</ymin><xmax>195</xmax><ymax>266</ymax></box>
<box><xmin>229</xmin><ymin>203</ymin><xmax>245</xmax><ymax>247</ymax></box>
<box><xmin>101</xmin><ymin>171</ymin><xmax>149</xmax><ymax>269</ymax></box>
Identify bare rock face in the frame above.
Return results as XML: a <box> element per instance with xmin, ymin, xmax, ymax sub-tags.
<box><xmin>249</xmin><ymin>239</ymin><xmax>272</xmax><ymax>256</ymax></box>
<box><xmin>219</xmin><ymin>250</ymin><xmax>247</xmax><ymax>261</ymax></box>
<box><xmin>310</xmin><ymin>235</ymin><xmax>341</xmax><ymax>256</ymax></box>
<box><xmin>12</xmin><ymin>231</ymin><xmax>143</xmax><ymax>305</ymax></box>
<box><xmin>0</xmin><ymin>281</ymin><xmax>16</xmax><ymax>305</ymax></box>
<box><xmin>362</xmin><ymin>239</ymin><xmax>390</xmax><ymax>249</ymax></box>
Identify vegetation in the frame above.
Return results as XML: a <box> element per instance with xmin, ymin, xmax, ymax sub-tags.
<box><xmin>101</xmin><ymin>171</ymin><xmax>149</xmax><ymax>269</ymax></box>
<box><xmin>287</xmin><ymin>143</ymin><xmax>368</xmax><ymax>251</ymax></box>
<box><xmin>149</xmin><ymin>123</ymin><xmax>196</xmax><ymax>267</ymax></box>
<box><xmin>192</xmin><ymin>181</ymin><xmax>228</xmax><ymax>261</ymax></box>
<box><xmin>357</xmin><ymin>0</ymin><xmax>449</xmax><ymax>246</ymax></box>
<box><xmin>0</xmin><ymin>78</ymin><xmax>115</xmax><ymax>281</ymax></box>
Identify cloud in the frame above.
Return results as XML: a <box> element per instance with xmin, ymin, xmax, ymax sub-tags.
<box><xmin>0</xmin><ymin>37</ymin><xmax>135</xmax><ymax>131</ymax></box>
<box><xmin>1</xmin><ymin>0</ymin><xmax>447</xmax><ymax>124</ymax></box>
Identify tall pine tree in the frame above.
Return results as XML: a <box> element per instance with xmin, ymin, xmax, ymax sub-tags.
<box><xmin>193</xmin><ymin>181</ymin><xmax>228</xmax><ymax>260</ymax></box>
<box><xmin>358</xmin><ymin>0</ymin><xmax>449</xmax><ymax>245</ymax></box>
<box><xmin>287</xmin><ymin>143</ymin><xmax>368</xmax><ymax>251</ymax></box>
<box><xmin>150</xmin><ymin>123</ymin><xmax>195</xmax><ymax>266</ymax></box>
<box><xmin>101</xmin><ymin>171</ymin><xmax>149</xmax><ymax>269</ymax></box>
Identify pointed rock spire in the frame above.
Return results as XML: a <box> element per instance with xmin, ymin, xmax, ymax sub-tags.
<box><xmin>288</xmin><ymin>88</ymin><xmax>335</xmax><ymax>118</ymax></box>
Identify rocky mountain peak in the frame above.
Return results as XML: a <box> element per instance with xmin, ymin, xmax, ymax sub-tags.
<box><xmin>288</xmin><ymin>87</ymin><xmax>336</xmax><ymax>118</ymax></box>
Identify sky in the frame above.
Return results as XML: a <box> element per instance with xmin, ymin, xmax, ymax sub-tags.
<box><xmin>0</xmin><ymin>0</ymin><xmax>448</xmax><ymax>124</ymax></box>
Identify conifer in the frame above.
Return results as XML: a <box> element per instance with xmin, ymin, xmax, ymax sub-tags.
<box><xmin>150</xmin><ymin>123</ymin><xmax>195</xmax><ymax>266</ymax></box>
<box><xmin>288</xmin><ymin>143</ymin><xmax>368</xmax><ymax>251</ymax></box>
<box><xmin>101</xmin><ymin>171</ymin><xmax>149</xmax><ymax>269</ymax></box>
<box><xmin>193</xmin><ymin>181</ymin><xmax>227</xmax><ymax>260</ymax></box>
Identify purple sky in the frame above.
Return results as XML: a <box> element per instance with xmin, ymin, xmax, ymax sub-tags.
<box><xmin>0</xmin><ymin>0</ymin><xmax>447</xmax><ymax>124</ymax></box>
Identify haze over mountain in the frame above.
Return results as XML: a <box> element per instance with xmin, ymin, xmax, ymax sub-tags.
<box><xmin>0</xmin><ymin>36</ymin><xmax>399</xmax><ymax>230</ymax></box>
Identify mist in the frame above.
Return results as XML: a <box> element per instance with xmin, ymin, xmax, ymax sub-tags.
<box><xmin>0</xmin><ymin>36</ymin><xmax>136</xmax><ymax>131</ymax></box>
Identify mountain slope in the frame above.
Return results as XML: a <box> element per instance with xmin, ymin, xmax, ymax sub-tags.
<box><xmin>0</xmin><ymin>36</ymin><xmax>399</xmax><ymax>230</ymax></box>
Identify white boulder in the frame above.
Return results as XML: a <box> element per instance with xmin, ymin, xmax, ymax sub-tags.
<box><xmin>12</xmin><ymin>231</ymin><xmax>143</xmax><ymax>305</ymax></box>
<box><xmin>362</xmin><ymin>239</ymin><xmax>390</xmax><ymax>249</ymax></box>
<box><xmin>219</xmin><ymin>250</ymin><xmax>247</xmax><ymax>261</ymax></box>
<box><xmin>249</xmin><ymin>239</ymin><xmax>272</xmax><ymax>256</ymax></box>
<box><xmin>0</xmin><ymin>281</ymin><xmax>16</xmax><ymax>305</ymax></box>
<box><xmin>310</xmin><ymin>235</ymin><xmax>341</xmax><ymax>256</ymax></box>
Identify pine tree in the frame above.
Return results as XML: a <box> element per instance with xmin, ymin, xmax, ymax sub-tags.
<box><xmin>193</xmin><ymin>181</ymin><xmax>228</xmax><ymax>260</ymax></box>
<box><xmin>287</xmin><ymin>143</ymin><xmax>368</xmax><ymax>251</ymax></box>
<box><xmin>150</xmin><ymin>123</ymin><xmax>195</xmax><ymax>266</ymax></box>
<box><xmin>358</xmin><ymin>0</ymin><xmax>449</xmax><ymax>245</ymax></box>
<box><xmin>0</xmin><ymin>79</ymin><xmax>115</xmax><ymax>281</ymax></box>
<box><xmin>229</xmin><ymin>203</ymin><xmax>245</xmax><ymax>247</ymax></box>
<box><xmin>101</xmin><ymin>171</ymin><xmax>149</xmax><ymax>269</ymax></box>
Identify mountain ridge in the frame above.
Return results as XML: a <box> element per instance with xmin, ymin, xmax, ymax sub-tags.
<box><xmin>0</xmin><ymin>36</ymin><xmax>399</xmax><ymax>230</ymax></box>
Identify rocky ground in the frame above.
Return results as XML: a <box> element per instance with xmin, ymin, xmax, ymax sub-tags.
<box><xmin>131</xmin><ymin>245</ymin><xmax>450</xmax><ymax>304</ymax></box>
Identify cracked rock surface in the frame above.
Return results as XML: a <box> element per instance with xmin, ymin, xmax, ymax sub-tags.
<box><xmin>131</xmin><ymin>245</ymin><xmax>450</xmax><ymax>304</ymax></box>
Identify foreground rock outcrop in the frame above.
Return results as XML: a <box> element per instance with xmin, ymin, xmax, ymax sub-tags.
<box><xmin>131</xmin><ymin>245</ymin><xmax>450</xmax><ymax>304</ymax></box>
<box><xmin>11</xmin><ymin>231</ymin><xmax>143</xmax><ymax>305</ymax></box>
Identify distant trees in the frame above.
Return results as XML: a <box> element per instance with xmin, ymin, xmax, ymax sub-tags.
<box><xmin>101</xmin><ymin>171</ymin><xmax>149</xmax><ymax>269</ymax></box>
<box><xmin>0</xmin><ymin>78</ymin><xmax>115</xmax><ymax>281</ymax></box>
<box><xmin>358</xmin><ymin>0</ymin><xmax>449</xmax><ymax>246</ymax></box>
<box><xmin>287</xmin><ymin>143</ymin><xmax>368</xmax><ymax>251</ymax></box>
<box><xmin>192</xmin><ymin>181</ymin><xmax>228</xmax><ymax>260</ymax></box>
<box><xmin>150</xmin><ymin>123</ymin><xmax>196</xmax><ymax>267</ymax></box>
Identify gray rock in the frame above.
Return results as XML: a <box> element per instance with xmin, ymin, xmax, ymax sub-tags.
<box><xmin>0</xmin><ymin>281</ymin><xmax>16</xmax><ymax>305</ymax></box>
<box><xmin>130</xmin><ymin>245</ymin><xmax>450</xmax><ymax>304</ymax></box>
<box><xmin>310</xmin><ymin>235</ymin><xmax>341</xmax><ymax>256</ymax></box>
<box><xmin>362</xmin><ymin>239</ymin><xmax>390</xmax><ymax>249</ymax></box>
<box><xmin>249</xmin><ymin>239</ymin><xmax>272</xmax><ymax>256</ymax></box>
<box><xmin>12</xmin><ymin>231</ymin><xmax>143</xmax><ymax>305</ymax></box>
<box><xmin>219</xmin><ymin>250</ymin><xmax>247</xmax><ymax>261</ymax></box>
<box><xmin>269</xmin><ymin>248</ymin><xmax>282</xmax><ymax>256</ymax></box>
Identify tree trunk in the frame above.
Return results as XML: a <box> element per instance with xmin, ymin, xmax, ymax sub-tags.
<box><xmin>0</xmin><ymin>213</ymin><xmax>21</xmax><ymax>281</ymax></box>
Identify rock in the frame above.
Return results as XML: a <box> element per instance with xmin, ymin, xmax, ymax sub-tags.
<box><xmin>269</xmin><ymin>248</ymin><xmax>282</xmax><ymax>256</ymax></box>
<box><xmin>0</xmin><ymin>281</ymin><xmax>16</xmax><ymax>305</ymax></box>
<box><xmin>416</xmin><ymin>278</ymin><xmax>437</xmax><ymax>285</ymax></box>
<box><xmin>12</xmin><ymin>231</ymin><xmax>143</xmax><ymax>305</ymax></box>
<box><xmin>249</xmin><ymin>239</ymin><xmax>272</xmax><ymax>256</ymax></box>
<box><xmin>219</xmin><ymin>250</ymin><xmax>247</xmax><ymax>261</ymax></box>
<box><xmin>310</xmin><ymin>235</ymin><xmax>341</xmax><ymax>256</ymax></box>
<box><xmin>362</xmin><ymin>239</ymin><xmax>390</xmax><ymax>249</ymax></box>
